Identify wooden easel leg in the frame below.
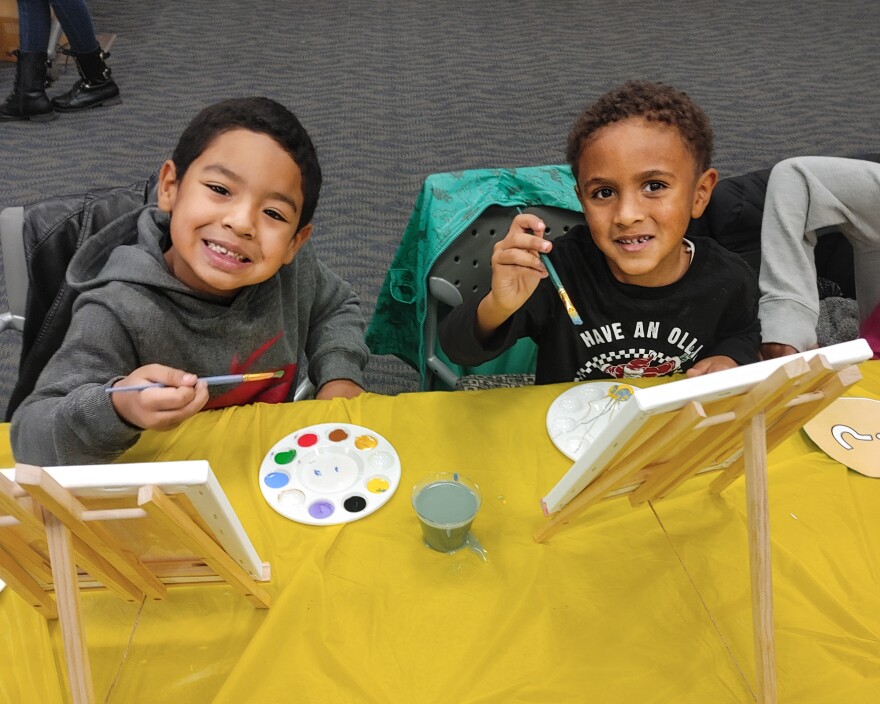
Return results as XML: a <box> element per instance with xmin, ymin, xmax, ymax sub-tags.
<box><xmin>0</xmin><ymin>543</ymin><xmax>58</xmax><ymax>618</ymax></box>
<box><xmin>138</xmin><ymin>485</ymin><xmax>271</xmax><ymax>608</ymax></box>
<box><xmin>743</xmin><ymin>412</ymin><xmax>778</xmax><ymax>704</ymax></box>
<box><xmin>44</xmin><ymin>511</ymin><xmax>95</xmax><ymax>704</ymax></box>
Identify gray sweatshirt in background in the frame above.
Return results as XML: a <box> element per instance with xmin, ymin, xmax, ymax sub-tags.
<box><xmin>758</xmin><ymin>156</ymin><xmax>880</xmax><ymax>351</ymax></box>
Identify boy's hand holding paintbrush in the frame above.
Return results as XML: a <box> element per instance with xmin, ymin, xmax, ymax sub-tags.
<box><xmin>108</xmin><ymin>364</ymin><xmax>211</xmax><ymax>431</ymax></box>
<box><xmin>108</xmin><ymin>366</ymin><xmax>295</xmax><ymax>430</ymax></box>
<box><xmin>476</xmin><ymin>212</ymin><xmax>581</xmax><ymax>342</ymax></box>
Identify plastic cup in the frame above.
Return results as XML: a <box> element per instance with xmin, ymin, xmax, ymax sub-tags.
<box><xmin>411</xmin><ymin>473</ymin><xmax>481</xmax><ymax>552</ymax></box>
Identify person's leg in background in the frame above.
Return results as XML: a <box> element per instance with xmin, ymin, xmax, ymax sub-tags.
<box><xmin>0</xmin><ymin>0</ymin><xmax>57</xmax><ymax>122</ymax></box>
<box><xmin>48</xmin><ymin>0</ymin><xmax>121</xmax><ymax>112</ymax></box>
<box><xmin>758</xmin><ymin>156</ymin><xmax>880</xmax><ymax>357</ymax></box>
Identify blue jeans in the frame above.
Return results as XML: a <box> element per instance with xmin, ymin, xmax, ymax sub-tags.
<box><xmin>16</xmin><ymin>0</ymin><xmax>99</xmax><ymax>54</ymax></box>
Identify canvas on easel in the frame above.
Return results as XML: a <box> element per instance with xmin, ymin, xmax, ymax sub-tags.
<box><xmin>535</xmin><ymin>338</ymin><xmax>873</xmax><ymax>704</ymax></box>
<box><xmin>0</xmin><ymin>460</ymin><xmax>270</xmax><ymax>704</ymax></box>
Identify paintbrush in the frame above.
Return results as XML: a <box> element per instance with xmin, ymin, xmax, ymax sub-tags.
<box><xmin>516</xmin><ymin>207</ymin><xmax>583</xmax><ymax>326</ymax></box>
<box><xmin>106</xmin><ymin>370</ymin><xmax>285</xmax><ymax>394</ymax></box>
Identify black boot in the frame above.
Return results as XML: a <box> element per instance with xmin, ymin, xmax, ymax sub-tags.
<box><xmin>0</xmin><ymin>50</ymin><xmax>57</xmax><ymax>122</ymax></box>
<box><xmin>51</xmin><ymin>48</ymin><xmax>121</xmax><ymax>112</ymax></box>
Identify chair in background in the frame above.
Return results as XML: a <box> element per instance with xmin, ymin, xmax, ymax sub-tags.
<box><xmin>0</xmin><ymin>207</ymin><xmax>26</xmax><ymax>336</ymax></box>
<box><xmin>425</xmin><ymin>204</ymin><xmax>583</xmax><ymax>390</ymax></box>
<box><xmin>366</xmin><ymin>164</ymin><xmax>585</xmax><ymax>391</ymax></box>
<box><xmin>44</xmin><ymin>14</ymin><xmax>116</xmax><ymax>86</ymax></box>
<box><xmin>0</xmin><ymin>178</ymin><xmax>158</xmax><ymax>421</ymax></box>
<box><xmin>44</xmin><ymin>16</ymin><xmax>63</xmax><ymax>83</ymax></box>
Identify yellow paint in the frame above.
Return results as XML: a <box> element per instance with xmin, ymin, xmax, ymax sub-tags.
<box><xmin>355</xmin><ymin>435</ymin><xmax>378</xmax><ymax>450</ymax></box>
<box><xmin>367</xmin><ymin>477</ymin><xmax>390</xmax><ymax>493</ymax></box>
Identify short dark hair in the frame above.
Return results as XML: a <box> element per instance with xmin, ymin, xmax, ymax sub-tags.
<box><xmin>566</xmin><ymin>81</ymin><xmax>713</xmax><ymax>182</ymax></box>
<box><xmin>171</xmin><ymin>97</ymin><xmax>322</xmax><ymax>229</ymax></box>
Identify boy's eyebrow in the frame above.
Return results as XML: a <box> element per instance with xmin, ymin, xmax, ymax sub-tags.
<box><xmin>203</xmin><ymin>163</ymin><xmax>299</xmax><ymax>212</ymax></box>
<box><xmin>581</xmin><ymin>169</ymin><xmax>677</xmax><ymax>189</ymax></box>
<box><xmin>637</xmin><ymin>169</ymin><xmax>677</xmax><ymax>180</ymax></box>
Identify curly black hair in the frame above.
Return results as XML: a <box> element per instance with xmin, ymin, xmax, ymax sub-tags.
<box><xmin>566</xmin><ymin>81</ymin><xmax>713</xmax><ymax>182</ymax></box>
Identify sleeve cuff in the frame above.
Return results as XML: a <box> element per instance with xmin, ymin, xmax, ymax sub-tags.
<box><xmin>759</xmin><ymin>299</ymin><xmax>818</xmax><ymax>351</ymax></box>
<box><xmin>309</xmin><ymin>351</ymin><xmax>367</xmax><ymax>390</ymax></box>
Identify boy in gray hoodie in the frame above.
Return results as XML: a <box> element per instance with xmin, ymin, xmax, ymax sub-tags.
<box><xmin>12</xmin><ymin>97</ymin><xmax>369</xmax><ymax>466</ymax></box>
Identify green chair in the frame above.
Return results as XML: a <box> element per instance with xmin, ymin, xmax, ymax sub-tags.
<box><xmin>367</xmin><ymin>166</ymin><xmax>583</xmax><ymax>390</ymax></box>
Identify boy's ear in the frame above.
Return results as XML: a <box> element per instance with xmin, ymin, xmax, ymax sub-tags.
<box><xmin>690</xmin><ymin>168</ymin><xmax>719</xmax><ymax>218</ymax></box>
<box><xmin>284</xmin><ymin>223</ymin><xmax>312</xmax><ymax>264</ymax></box>
<box><xmin>156</xmin><ymin>160</ymin><xmax>179</xmax><ymax>213</ymax></box>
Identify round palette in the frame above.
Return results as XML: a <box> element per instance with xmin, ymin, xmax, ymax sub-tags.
<box><xmin>259</xmin><ymin>423</ymin><xmax>401</xmax><ymax>525</ymax></box>
<box><xmin>546</xmin><ymin>382</ymin><xmax>634</xmax><ymax>460</ymax></box>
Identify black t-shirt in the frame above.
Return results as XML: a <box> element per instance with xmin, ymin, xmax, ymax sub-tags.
<box><xmin>439</xmin><ymin>225</ymin><xmax>760</xmax><ymax>384</ymax></box>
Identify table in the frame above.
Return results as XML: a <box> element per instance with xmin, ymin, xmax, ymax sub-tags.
<box><xmin>1</xmin><ymin>364</ymin><xmax>879</xmax><ymax>703</ymax></box>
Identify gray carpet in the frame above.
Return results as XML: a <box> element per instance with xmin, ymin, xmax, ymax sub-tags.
<box><xmin>2</xmin><ymin>0</ymin><xmax>879</xmax><ymax>415</ymax></box>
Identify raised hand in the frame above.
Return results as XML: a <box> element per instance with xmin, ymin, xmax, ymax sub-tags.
<box><xmin>476</xmin><ymin>213</ymin><xmax>551</xmax><ymax>339</ymax></box>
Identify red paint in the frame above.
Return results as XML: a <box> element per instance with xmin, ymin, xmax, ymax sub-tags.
<box><xmin>297</xmin><ymin>433</ymin><xmax>319</xmax><ymax>448</ymax></box>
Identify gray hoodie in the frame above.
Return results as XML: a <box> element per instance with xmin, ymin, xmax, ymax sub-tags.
<box><xmin>11</xmin><ymin>206</ymin><xmax>369</xmax><ymax>466</ymax></box>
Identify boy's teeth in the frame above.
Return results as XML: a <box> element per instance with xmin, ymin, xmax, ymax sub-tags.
<box><xmin>619</xmin><ymin>236</ymin><xmax>651</xmax><ymax>244</ymax></box>
<box><xmin>207</xmin><ymin>241</ymin><xmax>247</xmax><ymax>261</ymax></box>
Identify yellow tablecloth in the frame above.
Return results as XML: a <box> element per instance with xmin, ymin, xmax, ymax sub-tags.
<box><xmin>1</xmin><ymin>363</ymin><xmax>879</xmax><ymax>703</ymax></box>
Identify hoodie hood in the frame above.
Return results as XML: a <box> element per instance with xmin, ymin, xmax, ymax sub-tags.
<box><xmin>67</xmin><ymin>205</ymin><xmax>232</xmax><ymax>303</ymax></box>
<box><xmin>67</xmin><ymin>205</ymin><xmax>242</xmax><ymax>312</ymax></box>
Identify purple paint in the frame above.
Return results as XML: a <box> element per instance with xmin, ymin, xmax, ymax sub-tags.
<box><xmin>308</xmin><ymin>500</ymin><xmax>335</xmax><ymax>519</ymax></box>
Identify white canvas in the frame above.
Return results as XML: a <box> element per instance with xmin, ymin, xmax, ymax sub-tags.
<box><xmin>1</xmin><ymin>460</ymin><xmax>264</xmax><ymax>580</ymax></box>
<box><xmin>542</xmin><ymin>339</ymin><xmax>874</xmax><ymax>515</ymax></box>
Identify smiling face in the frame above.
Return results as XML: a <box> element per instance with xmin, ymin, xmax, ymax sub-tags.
<box><xmin>574</xmin><ymin>117</ymin><xmax>717</xmax><ymax>287</ymax></box>
<box><xmin>157</xmin><ymin>128</ymin><xmax>312</xmax><ymax>297</ymax></box>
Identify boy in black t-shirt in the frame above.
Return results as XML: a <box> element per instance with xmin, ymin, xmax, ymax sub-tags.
<box><xmin>440</xmin><ymin>80</ymin><xmax>760</xmax><ymax>383</ymax></box>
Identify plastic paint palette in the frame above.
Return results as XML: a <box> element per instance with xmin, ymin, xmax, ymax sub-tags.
<box><xmin>259</xmin><ymin>423</ymin><xmax>401</xmax><ymax>525</ymax></box>
<box><xmin>546</xmin><ymin>382</ymin><xmax>634</xmax><ymax>460</ymax></box>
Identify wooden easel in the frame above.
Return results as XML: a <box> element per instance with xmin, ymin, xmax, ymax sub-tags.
<box><xmin>534</xmin><ymin>355</ymin><xmax>864</xmax><ymax>704</ymax></box>
<box><xmin>0</xmin><ymin>464</ymin><xmax>271</xmax><ymax>704</ymax></box>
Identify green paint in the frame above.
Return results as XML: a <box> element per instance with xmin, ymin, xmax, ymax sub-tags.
<box><xmin>274</xmin><ymin>449</ymin><xmax>296</xmax><ymax>465</ymax></box>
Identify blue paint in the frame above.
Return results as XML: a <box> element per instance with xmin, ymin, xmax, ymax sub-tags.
<box><xmin>264</xmin><ymin>471</ymin><xmax>290</xmax><ymax>489</ymax></box>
